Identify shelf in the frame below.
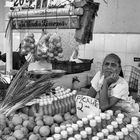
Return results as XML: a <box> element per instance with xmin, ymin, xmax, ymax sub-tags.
<box><xmin>11</xmin><ymin>15</ymin><xmax>80</xmax><ymax>29</ymax></box>
<box><xmin>8</xmin><ymin>8</ymin><xmax>83</xmax><ymax>18</ymax></box>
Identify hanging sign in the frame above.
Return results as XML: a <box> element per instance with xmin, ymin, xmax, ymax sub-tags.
<box><xmin>76</xmin><ymin>95</ymin><xmax>101</xmax><ymax>119</ymax></box>
<box><xmin>134</xmin><ymin>57</ymin><xmax>140</xmax><ymax>62</ymax></box>
<box><xmin>12</xmin><ymin>0</ymin><xmax>35</xmax><ymax>7</ymax></box>
<box><xmin>11</xmin><ymin>16</ymin><xmax>80</xmax><ymax>29</ymax></box>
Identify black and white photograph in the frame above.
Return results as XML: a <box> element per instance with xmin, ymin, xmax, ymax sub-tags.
<box><xmin>0</xmin><ymin>0</ymin><xmax>140</xmax><ymax>139</ymax></box>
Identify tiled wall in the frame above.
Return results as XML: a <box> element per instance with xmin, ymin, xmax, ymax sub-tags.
<box><xmin>1</xmin><ymin>0</ymin><xmax>140</xmax><ymax>69</ymax></box>
<box><xmin>78</xmin><ymin>34</ymin><xmax>140</xmax><ymax>69</ymax></box>
<box><xmin>0</xmin><ymin>31</ymin><xmax>140</xmax><ymax>69</ymax></box>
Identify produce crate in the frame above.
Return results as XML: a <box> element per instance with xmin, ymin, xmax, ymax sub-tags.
<box><xmin>52</xmin><ymin>59</ymin><xmax>93</xmax><ymax>74</ymax></box>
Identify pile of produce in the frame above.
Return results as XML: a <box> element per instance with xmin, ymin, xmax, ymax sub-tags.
<box><xmin>45</xmin><ymin>110</ymin><xmax>140</xmax><ymax>140</ymax></box>
<box><xmin>19</xmin><ymin>31</ymin><xmax>63</xmax><ymax>62</ymax></box>
<box><xmin>20</xmin><ymin>33</ymin><xmax>36</xmax><ymax>55</ymax></box>
<box><xmin>36</xmin><ymin>32</ymin><xmax>63</xmax><ymax>61</ymax></box>
<box><xmin>0</xmin><ymin>67</ymin><xmax>140</xmax><ymax>139</ymax></box>
<box><xmin>0</xmin><ymin>107</ymin><xmax>77</xmax><ymax>140</ymax></box>
<box><xmin>0</xmin><ymin>105</ymin><xmax>140</xmax><ymax>140</ymax></box>
<box><xmin>0</xmin><ymin>86</ymin><xmax>77</xmax><ymax>139</ymax></box>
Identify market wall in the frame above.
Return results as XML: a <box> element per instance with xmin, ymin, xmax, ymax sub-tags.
<box><xmin>0</xmin><ymin>0</ymin><xmax>140</xmax><ymax>69</ymax></box>
<box><xmin>78</xmin><ymin>0</ymin><xmax>140</xmax><ymax>68</ymax></box>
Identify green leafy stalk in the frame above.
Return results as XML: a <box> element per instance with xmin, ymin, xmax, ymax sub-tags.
<box><xmin>0</xmin><ymin>61</ymin><xmax>54</xmax><ymax>116</ymax></box>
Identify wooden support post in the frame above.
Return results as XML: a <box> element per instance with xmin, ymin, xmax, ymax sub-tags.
<box><xmin>6</xmin><ymin>19</ymin><xmax>13</xmax><ymax>74</ymax></box>
<box><xmin>40</xmin><ymin>0</ymin><xmax>44</xmax><ymax>8</ymax></box>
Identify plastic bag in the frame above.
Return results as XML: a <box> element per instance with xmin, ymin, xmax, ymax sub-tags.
<box><xmin>115</xmin><ymin>96</ymin><xmax>140</xmax><ymax>117</ymax></box>
<box><xmin>36</xmin><ymin>32</ymin><xmax>63</xmax><ymax>61</ymax></box>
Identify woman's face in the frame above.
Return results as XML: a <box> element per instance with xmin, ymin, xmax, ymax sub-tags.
<box><xmin>102</xmin><ymin>56</ymin><xmax>121</xmax><ymax>78</ymax></box>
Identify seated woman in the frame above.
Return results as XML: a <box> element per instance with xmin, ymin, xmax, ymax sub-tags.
<box><xmin>87</xmin><ymin>53</ymin><xmax>139</xmax><ymax>116</ymax></box>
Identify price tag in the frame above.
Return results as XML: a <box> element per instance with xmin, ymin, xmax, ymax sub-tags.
<box><xmin>134</xmin><ymin>57</ymin><xmax>140</xmax><ymax>62</ymax></box>
<box><xmin>12</xmin><ymin>0</ymin><xmax>35</xmax><ymax>7</ymax></box>
<box><xmin>76</xmin><ymin>95</ymin><xmax>101</xmax><ymax>119</ymax></box>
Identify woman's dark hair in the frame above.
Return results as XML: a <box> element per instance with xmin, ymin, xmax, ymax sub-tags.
<box><xmin>103</xmin><ymin>53</ymin><xmax>124</xmax><ymax>77</ymax></box>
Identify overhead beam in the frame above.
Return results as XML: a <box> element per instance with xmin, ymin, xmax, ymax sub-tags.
<box><xmin>8</xmin><ymin>8</ymin><xmax>83</xmax><ymax>18</ymax></box>
<box><xmin>11</xmin><ymin>16</ymin><xmax>80</xmax><ymax>29</ymax></box>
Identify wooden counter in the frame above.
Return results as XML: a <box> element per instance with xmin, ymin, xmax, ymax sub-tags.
<box><xmin>52</xmin><ymin>71</ymin><xmax>90</xmax><ymax>90</ymax></box>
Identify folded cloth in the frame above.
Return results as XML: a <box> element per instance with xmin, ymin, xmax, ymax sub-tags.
<box><xmin>70</xmin><ymin>58</ymin><xmax>83</xmax><ymax>63</ymax></box>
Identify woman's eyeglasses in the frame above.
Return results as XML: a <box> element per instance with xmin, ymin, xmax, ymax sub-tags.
<box><xmin>103</xmin><ymin>62</ymin><xmax>119</xmax><ymax>68</ymax></box>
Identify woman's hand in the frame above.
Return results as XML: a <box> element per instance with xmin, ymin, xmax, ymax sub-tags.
<box><xmin>104</xmin><ymin>73</ymin><xmax>119</xmax><ymax>86</ymax></box>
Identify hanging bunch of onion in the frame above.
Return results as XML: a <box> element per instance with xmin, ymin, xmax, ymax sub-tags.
<box><xmin>36</xmin><ymin>32</ymin><xmax>63</xmax><ymax>61</ymax></box>
<box><xmin>20</xmin><ymin>33</ymin><xmax>36</xmax><ymax>55</ymax></box>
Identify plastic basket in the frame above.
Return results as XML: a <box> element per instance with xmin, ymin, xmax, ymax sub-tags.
<box><xmin>52</xmin><ymin>59</ymin><xmax>93</xmax><ymax>74</ymax></box>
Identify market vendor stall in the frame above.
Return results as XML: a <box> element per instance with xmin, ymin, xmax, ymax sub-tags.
<box><xmin>1</xmin><ymin>79</ymin><xmax>140</xmax><ymax>139</ymax></box>
<box><xmin>2</xmin><ymin>0</ymin><xmax>140</xmax><ymax>140</ymax></box>
<box><xmin>5</xmin><ymin>0</ymin><xmax>99</xmax><ymax>73</ymax></box>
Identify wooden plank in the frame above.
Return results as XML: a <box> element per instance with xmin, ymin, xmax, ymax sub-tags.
<box><xmin>36</xmin><ymin>0</ymin><xmax>42</xmax><ymax>9</ymax></box>
<box><xmin>11</xmin><ymin>16</ymin><xmax>80</xmax><ymax>29</ymax></box>
<box><xmin>5</xmin><ymin>20</ymin><xmax>13</xmax><ymax>73</ymax></box>
<box><xmin>42</xmin><ymin>0</ymin><xmax>48</xmax><ymax>8</ymax></box>
<box><xmin>40</xmin><ymin>0</ymin><xmax>44</xmax><ymax>9</ymax></box>
<box><xmin>52</xmin><ymin>71</ymin><xmax>89</xmax><ymax>90</ymax></box>
<box><xmin>8</xmin><ymin>8</ymin><xmax>83</xmax><ymax>18</ymax></box>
